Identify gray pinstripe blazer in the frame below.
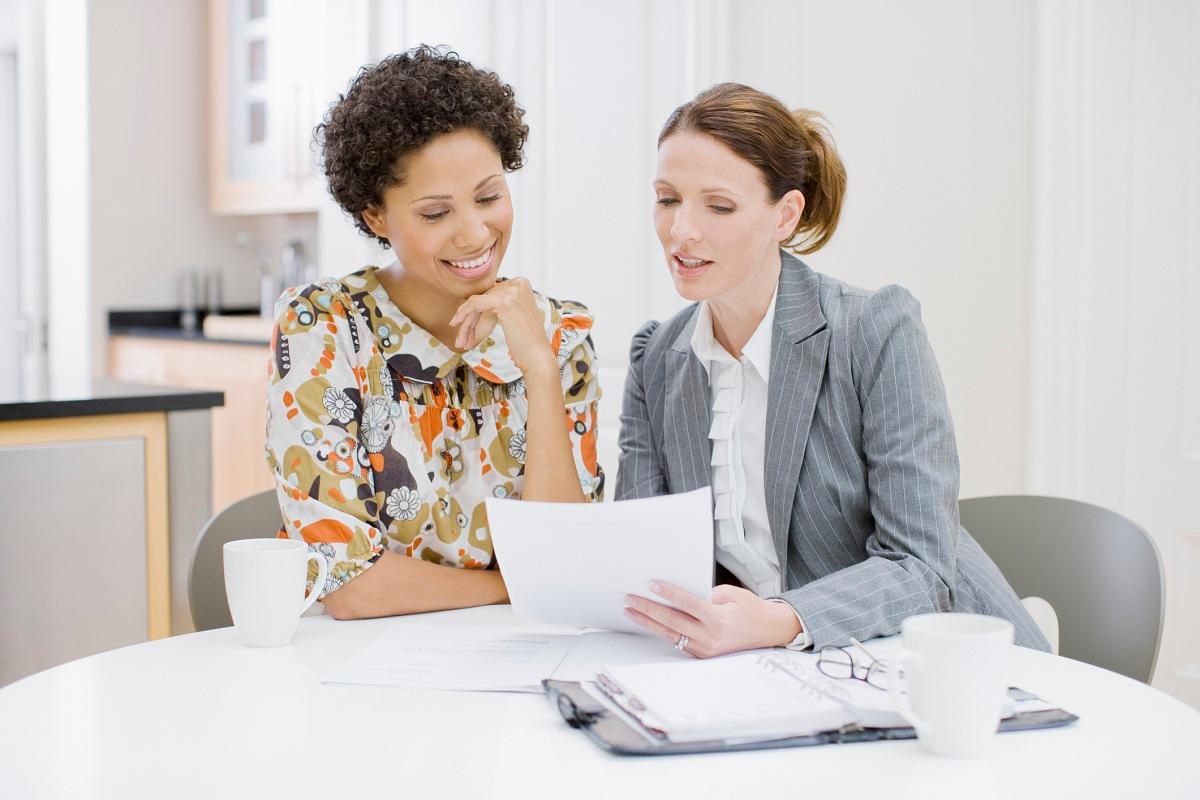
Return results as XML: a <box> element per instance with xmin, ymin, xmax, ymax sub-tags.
<box><xmin>615</xmin><ymin>251</ymin><xmax>1050</xmax><ymax>651</ymax></box>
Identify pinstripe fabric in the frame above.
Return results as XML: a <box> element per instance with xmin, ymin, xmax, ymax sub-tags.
<box><xmin>616</xmin><ymin>252</ymin><xmax>1050</xmax><ymax>651</ymax></box>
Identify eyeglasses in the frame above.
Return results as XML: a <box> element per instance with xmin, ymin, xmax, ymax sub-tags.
<box><xmin>816</xmin><ymin>637</ymin><xmax>890</xmax><ymax>691</ymax></box>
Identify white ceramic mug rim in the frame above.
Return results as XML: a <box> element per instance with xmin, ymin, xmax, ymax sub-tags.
<box><xmin>223</xmin><ymin>538</ymin><xmax>308</xmax><ymax>554</ymax></box>
<box><xmin>902</xmin><ymin>612</ymin><xmax>1014</xmax><ymax>639</ymax></box>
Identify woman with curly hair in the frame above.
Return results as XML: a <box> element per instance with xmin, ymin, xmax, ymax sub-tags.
<box><xmin>265</xmin><ymin>46</ymin><xmax>603</xmax><ymax>620</ymax></box>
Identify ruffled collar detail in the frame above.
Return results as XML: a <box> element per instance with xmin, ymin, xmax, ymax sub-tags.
<box><xmin>690</xmin><ymin>293</ymin><xmax>780</xmax><ymax>596</ymax></box>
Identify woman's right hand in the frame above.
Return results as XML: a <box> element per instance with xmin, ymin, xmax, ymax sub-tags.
<box><xmin>449</xmin><ymin>278</ymin><xmax>558</xmax><ymax>379</ymax></box>
<box><xmin>623</xmin><ymin>582</ymin><xmax>803</xmax><ymax>658</ymax></box>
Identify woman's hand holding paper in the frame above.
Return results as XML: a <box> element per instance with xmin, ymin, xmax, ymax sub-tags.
<box><xmin>624</xmin><ymin>582</ymin><xmax>803</xmax><ymax>658</ymax></box>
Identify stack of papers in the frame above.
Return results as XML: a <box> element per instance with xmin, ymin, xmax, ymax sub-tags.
<box><xmin>321</xmin><ymin>624</ymin><xmax>690</xmax><ymax>692</ymax></box>
<box><xmin>322</xmin><ymin>626</ymin><xmax>580</xmax><ymax>692</ymax></box>
<box><xmin>322</xmin><ymin>489</ymin><xmax>715</xmax><ymax>691</ymax></box>
<box><xmin>595</xmin><ymin>652</ymin><xmax>859</xmax><ymax>742</ymax></box>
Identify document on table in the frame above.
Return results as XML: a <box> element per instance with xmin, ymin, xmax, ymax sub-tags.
<box><xmin>484</xmin><ymin>487</ymin><xmax>714</xmax><ymax>634</ymax></box>
<box><xmin>321</xmin><ymin>625</ymin><xmax>691</xmax><ymax>692</ymax></box>
<box><xmin>322</xmin><ymin>625</ymin><xmax>579</xmax><ymax>693</ymax></box>
<box><xmin>550</xmin><ymin>630</ymin><xmax>690</xmax><ymax>682</ymax></box>
<box><xmin>595</xmin><ymin>652</ymin><xmax>856</xmax><ymax>742</ymax></box>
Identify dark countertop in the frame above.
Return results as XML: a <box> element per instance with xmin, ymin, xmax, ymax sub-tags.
<box><xmin>109</xmin><ymin>325</ymin><xmax>271</xmax><ymax>347</ymax></box>
<box><xmin>108</xmin><ymin>307</ymin><xmax>271</xmax><ymax>346</ymax></box>
<box><xmin>0</xmin><ymin>379</ymin><xmax>224</xmax><ymax>422</ymax></box>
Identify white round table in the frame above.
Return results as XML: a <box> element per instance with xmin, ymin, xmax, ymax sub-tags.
<box><xmin>2</xmin><ymin>605</ymin><xmax>1198</xmax><ymax>799</ymax></box>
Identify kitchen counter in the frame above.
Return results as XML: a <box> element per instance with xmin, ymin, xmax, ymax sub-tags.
<box><xmin>0</xmin><ymin>378</ymin><xmax>224</xmax><ymax>422</ymax></box>
<box><xmin>108</xmin><ymin>307</ymin><xmax>271</xmax><ymax>346</ymax></box>
<box><xmin>107</xmin><ymin>312</ymin><xmax>274</xmax><ymax>516</ymax></box>
<box><xmin>0</xmin><ymin>378</ymin><xmax>223</xmax><ymax>678</ymax></box>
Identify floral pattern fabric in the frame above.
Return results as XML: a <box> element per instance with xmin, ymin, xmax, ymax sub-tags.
<box><xmin>265</xmin><ymin>266</ymin><xmax>604</xmax><ymax>598</ymax></box>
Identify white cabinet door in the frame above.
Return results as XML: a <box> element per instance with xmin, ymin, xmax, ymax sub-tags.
<box><xmin>209</xmin><ymin>0</ymin><xmax>325</xmax><ymax>214</ymax></box>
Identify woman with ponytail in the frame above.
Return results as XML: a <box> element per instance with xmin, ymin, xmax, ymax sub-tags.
<box><xmin>618</xmin><ymin>83</ymin><xmax>1049</xmax><ymax>656</ymax></box>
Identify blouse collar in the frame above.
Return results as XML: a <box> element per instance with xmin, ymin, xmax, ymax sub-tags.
<box><xmin>341</xmin><ymin>266</ymin><xmax>586</xmax><ymax>386</ymax></box>
<box><xmin>690</xmin><ymin>288</ymin><xmax>779</xmax><ymax>384</ymax></box>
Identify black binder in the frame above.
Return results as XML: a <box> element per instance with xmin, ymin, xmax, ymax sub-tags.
<box><xmin>544</xmin><ymin>680</ymin><xmax>1079</xmax><ymax>756</ymax></box>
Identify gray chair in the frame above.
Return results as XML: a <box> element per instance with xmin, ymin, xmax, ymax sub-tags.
<box><xmin>959</xmin><ymin>495</ymin><xmax>1165</xmax><ymax>683</ymax></box>
<box><xmin>187</xmin><ymin>490</ymin><xmax>282</xmax><ymax>631</ymax></box>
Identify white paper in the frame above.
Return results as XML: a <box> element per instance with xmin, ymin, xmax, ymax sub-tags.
<box><xmin>321</xmin><ymin>625</ymin><xmax>579</xmax><ymax>693</ymax></box>
<box><xmin>600</xmin><ymin>652</ymin><xmax>855</xmax><ymax>742</ymax></box>
<box><xmin>548</xmin><ymin>630</ymin><xmax>690</xmax><ymax>682</ymax></box>
<box><xmin>485</xmin><ymin>487</ymin><xmax>715</xmax><ymax>634</ymax></box>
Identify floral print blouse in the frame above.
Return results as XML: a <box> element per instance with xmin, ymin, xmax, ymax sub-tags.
<box><xmin>266</xmin><ymin>266</ymin><xmax>604</xmax><ymax>599</ymax></box>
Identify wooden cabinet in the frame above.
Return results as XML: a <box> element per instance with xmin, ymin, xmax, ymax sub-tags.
<box><xmin>109</xmin><ymin>336</ymin><xmax>273</xmax><ymax>513</ymax></box>
<box><xmin>207</xmin><ymin>0</ymin><xmax>326</xmax><ymax>214</ymax></box>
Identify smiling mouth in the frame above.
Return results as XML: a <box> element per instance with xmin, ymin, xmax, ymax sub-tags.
<box><xmin>441</xmin><ymin>242</ymin><xmax>497</xmax><ymax>276</ymax></box>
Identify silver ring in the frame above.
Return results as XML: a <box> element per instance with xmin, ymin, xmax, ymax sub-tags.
<box><xmin>674</xmin><ymin>633</ymin><xmax>689</xmax><ymax>651</ymax></box>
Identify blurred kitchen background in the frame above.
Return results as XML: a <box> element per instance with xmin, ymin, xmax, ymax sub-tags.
<box><xmin>0</xmin><ymin>0</ymin><xmax>1196</xmax><ymax>708</ymax></box>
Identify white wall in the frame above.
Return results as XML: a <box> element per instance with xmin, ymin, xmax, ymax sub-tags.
<box><xmin>1030</xmin><ymin>0</ymin><xmax>1200</xmax><ymax>707</ymax></box>
<box><xmin>39</xmin><ymin>0</ymin><xmax>321</xmax><ymax>379</ymax></box>
<box><xmin>727</xmin><ymin>0</ymin><xmax>1037</xmax><ymax>498</ymax></box>
<box><xmin>0</xmin><ymin>0</ymin><xmax>50</xmax><ymax>397</ymax></box>
<box><xmin>84</xmin><ymin>0</ymin><xmax>291</xmax><ymax>374</ymax></box>
<box><xmin>0</xmin><ymin>0</ymin><xmax>16</xmax><ymax>43</ymax></box>
<box><xmin>0</xmin><ymin>2</ymin><xmax>19</xmax><ymax>394</ymax></box>
<box><xmin>316</xmin><ymin>0</ymin><xmax>394</xmax><ymax>275</ymax></box>
<box><xmin>43</xmin><ymin>0</ymin><xmax>90</xmax><ymax>392</ymax></box>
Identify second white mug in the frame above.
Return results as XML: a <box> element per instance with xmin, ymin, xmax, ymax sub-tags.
<box><xmin>888</xmin><ymin>612</ymin><xmax>1014</xmax><ymax>757</ymax></box>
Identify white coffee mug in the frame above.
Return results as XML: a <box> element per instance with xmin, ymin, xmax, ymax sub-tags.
<box><xmin>223</xmin><ymin>538</ymin><xmax>328</xmax><ymax>648</ymax></box>
<box><xmin>888</xmin><ymin>612</ymin><xmax>1015</xmax><ymax>757</ymax></box>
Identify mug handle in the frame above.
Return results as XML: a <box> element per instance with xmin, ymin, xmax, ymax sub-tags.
<box><xmin>299</xmin><ymin>552</ymin><xmax>329</xmax><ymax>616</ymax></box>
<box><xmin>888</xmin><ymin>650</ymin><xmax>933</xmax><ymax>734</ymax></box>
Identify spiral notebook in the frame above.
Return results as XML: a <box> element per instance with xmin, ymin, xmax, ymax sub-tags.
<box><xmin>544</xmin><ymin>649</ymin><xmax>1078</xmax><ymax>756</ymax></box>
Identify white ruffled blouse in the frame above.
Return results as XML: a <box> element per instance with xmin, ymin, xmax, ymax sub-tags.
<box><xmin>691</xmin><ymin>290</ymin><xmax>811</xmax><ymax>648</ymax></box>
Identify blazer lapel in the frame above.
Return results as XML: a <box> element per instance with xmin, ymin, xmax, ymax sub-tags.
<box><xmin>765</xmin><ymin>253</ymin><xmax>830</xmax><ymax>567</ymax></box>
<box><xmin>664</xmin><ymin>306</ymin><xmax>713</xmax><ymax>493</ymax></box>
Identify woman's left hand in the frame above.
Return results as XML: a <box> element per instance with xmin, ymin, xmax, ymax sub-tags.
<box><xmin>448</xmin><ymin>277</ymin><xmax>557</xmax><ymax>377</ymax></box>
<box><xmin>624</xmin><ymin>582</ymin><xmax>803</xmax><ymax>658</ymax></box>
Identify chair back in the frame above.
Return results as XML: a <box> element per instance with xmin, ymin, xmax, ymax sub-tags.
<box><xmin>187</xmin><ymin>490</ymin><xmax>282</xmax><ymax>631</ymax></box>
<box><xmin>959</xmin><ymin>495</ymin><xmax>1164</xmax><ymax>683</ymax></box>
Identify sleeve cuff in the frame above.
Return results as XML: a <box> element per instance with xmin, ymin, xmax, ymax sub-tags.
<box><xmin>767</xmin><ymin>598</ymin><xmax>812</xmax><ymax>650</ymax></box>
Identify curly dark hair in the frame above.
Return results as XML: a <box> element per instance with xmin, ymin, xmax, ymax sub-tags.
<box><xmin>316</xmin><ymin>45</ymin><xmax>529</xmax><ymax>248</ymax></box>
